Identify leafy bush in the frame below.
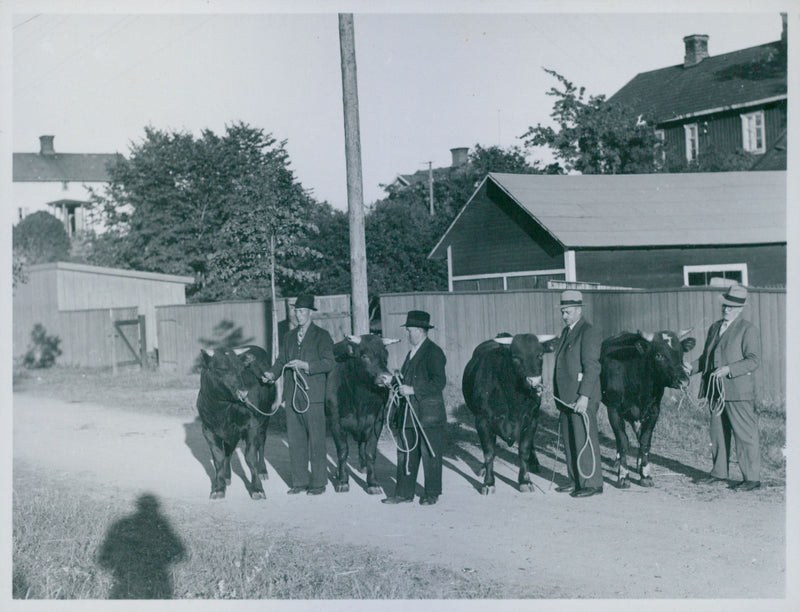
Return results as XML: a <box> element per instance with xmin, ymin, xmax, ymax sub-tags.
<box><xmin>23</xmin><ymin>324</ymin><xmax>62</xmax><ymax>369</ymax></box>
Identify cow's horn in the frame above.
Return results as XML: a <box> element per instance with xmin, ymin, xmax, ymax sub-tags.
<box><xmin>678</xmin><ymin>327</ymin><xmax>694</xmax><ymax>339</ymax></box>
<box><xmin>536</xmin><ymin>334</ymin><xmax>556</xmax><ymax>343</ymax></box>
<box><xmin>382</xmin><ymin>337</ymin><xmax>400</xmax><ymax>345</ymax></box>
<box><xmin>232</xmin><ymin>347</ymin><xmax>249</xmax><ymax>355</ymax></box>
<box><xmin>638</xmin><ymin>330</ymin><xmax>655</xmax><ymax>342</ymax></box>
<box><xmin>494</xmin><ymin>335</ymin><xmax>513</xmax><ymax>345</ymax></box>
<box><xmin>201</xmin><ymin>348</ymin><xmax>215</xmax><ymax>356</ymax></box>
<box><xmin>346</xmin><ymin>335</ymin><xmax>362</xmax><ymax>344</ymax></box>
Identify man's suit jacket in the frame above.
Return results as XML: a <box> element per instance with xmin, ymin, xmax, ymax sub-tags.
<box><xmin>270</xmin><ymin>322</ymin><xmax>335</xmax><ymax>404</ymax></box>
<box><xmin>553</xmin><ymin>317</ymin><xmax>602</xmax><ymax>404</ymax></box>
<box><xmin>693</xmin><ymin>316</ymin><xmax>760</xmax><ymax>401</ymax></box>
<box><xmin>401</xmin><ymin>337</ymin><xmax>447</xmax><ymax>428</ymax></box>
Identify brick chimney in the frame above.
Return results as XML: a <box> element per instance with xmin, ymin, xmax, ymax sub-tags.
<box><xmin>781</xmin><ymin>13</ymin><xmax>787</xmax><ymax>45</ymax></box>
<box><xmin>683</xmin><ymin>34</ymin><xmax>709</xmax><ymax>67</ymax></box>
<box><xmin>39</xmin><ymin>135</ymin><xmax>55</xmax><ymax>156</ymax></box>
<box><xmin>450</xmin><ymin>147</ymin><xmax>469</xmax><ymax>167</ymax></box>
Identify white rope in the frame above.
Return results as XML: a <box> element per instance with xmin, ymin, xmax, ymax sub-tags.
<box><xmin>384</xmin><ymin>373</ymin><xmax>436</xmax><ymax>475</ymax></box>
<box><xmin>551</xmin><ymin>393</ymin><xmax>597</xmax><ymax>481</ymax></box>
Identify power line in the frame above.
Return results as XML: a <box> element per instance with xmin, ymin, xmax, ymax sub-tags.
<box><xmin>13</xmin><ymin>15</ymin><xmax>41</xmax><ymax>30</ymax></box>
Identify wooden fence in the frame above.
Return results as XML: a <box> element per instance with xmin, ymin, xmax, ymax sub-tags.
<box><xmin>380</xmin><ymin>288</ymin><xmax>785</xmax><ymax>403</ymax></box>
<box><xmin>156</xmin><ymin>295</ymin><xmax>352</xmax><ymax>373</ymax></box>
<box><xmin>50</xmin><ymin>307</ymin><xmax>140</xmax><ymax>368</ymax></box>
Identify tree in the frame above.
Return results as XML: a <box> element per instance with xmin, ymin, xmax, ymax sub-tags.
<box><xmin>12</xmin><ymin>248</ymin><xmax>28</xmax><ymax>290</ymax></box>
<box><xmin>12</xmin><ymin>211</ymin><xmax>71</xmax><ymax>265</ymax></box>
<box><xmin>88</xmin><ymin>123</ymin><xmax>321</xmax><ymax>301</ymax></box>
<box><xmin>521</xmin><ymin>69</ymin><xmax>664</xmax><ymax>175</ymax></box>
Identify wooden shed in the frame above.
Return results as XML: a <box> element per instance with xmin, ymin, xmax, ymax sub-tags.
<box><xmin>429</xmin><ymin>171</ymin><xmax>786</xmax><ymax>291</ymax></box>
<box><xmin>13</xmin><ymin>262</ymin><xmax>193</xmax><ymax>361</ymax></box>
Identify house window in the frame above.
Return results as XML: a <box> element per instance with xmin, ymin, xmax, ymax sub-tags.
<box><xmin>684</xmin><ymin>124</ymin><xmax>699</xmax><ymax>162</ymax></box>
<box><xmin>740</xmin><ymin>111</ymin><xmax>766</xmax><ymax>153</ymax></box>
<box><xmin>683</xmin><ymin>264</ymin><xmax>748</xmax><ymax>287</ymax></box>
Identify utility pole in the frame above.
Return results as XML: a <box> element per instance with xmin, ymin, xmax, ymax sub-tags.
<box><xmin>339</xmin><ymin>13</ymin><xmax>369</xmax><ymax>335</ymax></box>
<box><xmin>427</xmin><ymin>161</ymin><xmax>434</xmax><ymax>215</ymax></box>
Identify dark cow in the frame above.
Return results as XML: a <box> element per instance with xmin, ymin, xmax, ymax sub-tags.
<box><xmin>196</xmin><ymin>345</ymin><xmax>277</xmax><ymax>499</ymax></box>
<box><xmin>600</xmin><ymin>329</ymin><xmax>696</xmax><ymax>488</ymax></box>
<box><xmin>463</xmin><ymin>333</ymin><xmax>557</xmax><ymax>495</ymax></box>
<box><xmin>326</xmin><ymin>334</ymin><xmax>399</xmax><ymax>494</ymax></box>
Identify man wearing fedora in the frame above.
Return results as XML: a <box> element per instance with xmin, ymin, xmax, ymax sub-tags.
<box><xmin>382</xmin><ymin>310</ymin><xmax>447</xmax><ymax>506</ymax></box>
<box><xmin>553</xmin><ymin>290</ymin><xmax>604</xmax><ymax>498</ymax></box>
<box><xmin>688</xmin><ymin>284</ymin><xmax>762</xmax><ymax>491</ymax></box>
<box><xmin>263</xmin><ymin>295</ymin><xmax>335</xmax><ymax>496</ymax></box>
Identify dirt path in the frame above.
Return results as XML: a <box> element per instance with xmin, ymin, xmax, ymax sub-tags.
<box><xmin>14</xmin><ymin>392</ymin><xmax>785</xmax><ymax>599</ymax></box>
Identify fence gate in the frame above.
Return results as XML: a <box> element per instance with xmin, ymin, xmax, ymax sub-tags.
<box><xmin>113</xmin><ymin>315</ymin><xmax>147</xmax><ymax>369</ymax></box>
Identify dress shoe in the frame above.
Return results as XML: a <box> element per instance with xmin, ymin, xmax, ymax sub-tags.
<box><xmin>570</xmin><ymin>487</ymin><xmax>602</xmax><ymax>498</ymax></box>
<box><xmin>419</xmin><ymin>495</ymin><xmax>439</xmax><ymax>506</ymax></box>
<box><xmin>697</xmin><ymin>474</ymin><xmax>726</xmax><ymax>485</ymax></box>
<box><xmin>306</xmin><ymin>486</ymin><xmax>326</xmax><ymax>496</ymax></box>
<box><xmin>555</xmin><ymin>484</ymin><xmax>575</xmax><ymax>493</ymax></box>
<box><xmin>732</xmin><ymin>480</ymin><xmax>761</xmax><ymax>492</ymax></box>
<box><xmin>287</xmin><ymin>486</ymin><xmax>308</xmax><ymax>494</ymax></box>
<box><xmin>381</xmin><ymin>496</ymin><xmax>413</xmax><ymax>504</ymax></box>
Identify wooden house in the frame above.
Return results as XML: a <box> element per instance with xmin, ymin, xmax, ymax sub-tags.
<box><xmin>428</xmin><ymin>171</ymin><xmax>786</xmax><ymax>291</ymax></box>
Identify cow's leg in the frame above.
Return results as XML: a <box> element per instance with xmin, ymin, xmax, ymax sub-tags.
<box><xmin>202</xmin><ymin>425</ymin><xmax>228</xmax><ymax>499</ymax></box>
<box><xmin>256</xmin><ymin>418</ymin><xmax>269</xmax><ymax>481</ymax></box>
<box><xmin>329</xmin><ymin>419</ymin><xmax>350</xmax><ymax>493</ymax></box>
<box><xmin>475</xmin><ymin>418</ymin><xmax>497</xmax><ymax>495</ymax></box>
<box><xmin>243</xmin><ymin>428</ymin><xmax>266</xmax><ymax>500</ymax></box>
<box><xmin>606</xmin><ymin>407</ymin><xmax>631</xmax><ymax>489</ymax></box>
<box><xmin>637</xmin><ymin>416</ymin><xmax>657</xmax><ymax>487</ymax></box>
<box><xmin>363</xmin><ymin>430</ymin><xmax>383</xmax><ymax>495</ymax></box>
<box><xmin>518</xmin><ymin>424</ymin><xmax>536</xmax><ymax>493</ymax></box>
<box><xmin>526</xmin><ymin>415</ymin><xmax>541</xmax><ymax>474</ymax></box>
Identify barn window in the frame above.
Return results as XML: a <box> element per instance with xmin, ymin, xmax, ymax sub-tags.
<box><xmin>683</xmin><ymin>264</ymin><xmax>748</xmax><ymax>287</ymax></box>
<box><xmin>684</xmin><ymin>124</ymin><xmax>699</xmax><ymax>162</ymax></box>
<box><xmin>740</xmin><ymin>111</ymin><xmax>766</xmax><ymax>153</ymax></box>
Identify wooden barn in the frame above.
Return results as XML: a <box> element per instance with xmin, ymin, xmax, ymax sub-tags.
<box><xmin>428</xmin><ymin>171</ymin><xmax>786</xmax><ymax>291</ymax></box>
<box><xmin>13</xmin><ymin>262</ymin><xmax>193</xmax><ymax>364</ymax></box>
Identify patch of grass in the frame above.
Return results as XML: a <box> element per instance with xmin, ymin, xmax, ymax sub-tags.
<box><xmin>13</xmin><ymin>463</ymin><xmax>503</xmax><ymax>600</ymax></box>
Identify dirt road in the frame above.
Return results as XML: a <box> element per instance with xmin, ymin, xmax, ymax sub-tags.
<box><xmin>13</xmin><ymin>392</ymin><xmax>785</xmax><ymax>599</ymax></box>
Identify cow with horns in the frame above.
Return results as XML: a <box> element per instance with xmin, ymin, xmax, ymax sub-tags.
<box><xmin>462</xmin><ymin>333</ymin><xmax>557</xmax><ymax>494</ymax></box>
<box><xmin>196</xmin><ymin>345</ymin><xmax>277</xmax><ymax>499</ymax></box>
<box><xmin>326</xmin><ymin>334</ymin><xmax>400</xmax><ymax>494</ymax></box>
<box><xmin>600</xmin><ymin>329</ymin><xmax>696</xmax><ymax>488</ymax></box>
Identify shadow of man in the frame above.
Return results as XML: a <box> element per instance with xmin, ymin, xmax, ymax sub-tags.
<box><xmin>97</xmin><ymin>493</ymin><xmax>186</xmax><ymax>599</ymax></box>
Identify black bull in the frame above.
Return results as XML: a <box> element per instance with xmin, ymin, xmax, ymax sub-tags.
<box><xmin>196</xmin><ymin>345</ymin><xmax>277</xmax><ymax>500</ymax></box>
<box><xmin>600</xmin><ymin>329</ymin><xmax>696</xmax><ymax>487</ymax></box>
<box><xmin>462</xmin><ymin>333</ymin><xmax>557</xmax><ymax>495</ymax></box>
<box><xmin>326</xmin><ymin>334</ymin><xmax>399</xmax><ymax>494</ymax></box>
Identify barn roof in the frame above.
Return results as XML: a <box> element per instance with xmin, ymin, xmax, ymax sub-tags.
<box><xmin>608</xmin><ymin>40</ymin><xmax>787</xmax><ymax>124</ymax></box>
<box><xmin>27</xmin><ymin>261</ymin><xmax>194</xmax><ymax>284</ymax></box>
<box><xmin>429</xmin><ymin>170</ymin><xmax>786</xmax><ymax>257</ymax></box>
<box><xmin>13</xmin><ymin>152</ymin><xmax>122</xmax><ymax>182</ymax></box>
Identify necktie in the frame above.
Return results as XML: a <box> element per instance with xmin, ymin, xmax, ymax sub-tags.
<box><xmin>719</xmin><ymin>321</ymin><xmax>729</xmax><ymax>335</ymax></box>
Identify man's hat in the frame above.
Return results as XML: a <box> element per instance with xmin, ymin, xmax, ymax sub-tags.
<box><xmin>293</xmin><ymin>294</ymin><xmax>317</xmax><ymax>311</ymax></box>
<box><xmin>402</xmin><ymin>310</ymin><xmax>434</xmax><ymax>329</ymax></box>
<box><xmin>558</xmin><ymin>290</ymin><xmax>583</xmax><ymax>310</ymax></box>
<box><xmin>720</xmin><ymin>284</ymin><xmax>748</xmax><ymax>307</ymax></box>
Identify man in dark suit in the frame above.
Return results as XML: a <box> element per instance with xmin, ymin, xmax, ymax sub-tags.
<box><xmin>689</xmin><ymin>284</ymin><xmax>762</xmax><ymax>491</ymax></box>
<box><xmin>553</xmin><ymin>290</ymin><xmax>604</xmax><ymax>498</ymax></box>
<box><xmin>382</xmin><ymin>310</ymin><xmax>447</xmax><ymax>506</ymax></box>
<box><xmin>263</xmin><ymin>295</ymin><xmax>335</xmax><ymax>495</ymax></box>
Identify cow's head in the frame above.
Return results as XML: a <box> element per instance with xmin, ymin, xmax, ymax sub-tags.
<box><xmin>638</xmin><ymin>329</ymin><xmax>697</xmax><ymax>389</ymax></box>
<box><xmin>496</xmin><ymin>333</ymin><xmax>557</xmax><ymax>390</ymax></box>
<box><xmin>200</xmin><ymin>347</ymin><xmax>249</xmax><ymax>403</ymax></box>
<box><xmin>341</xmin><ymin>334</ymin><xmax>399</xmax><ymax>387</ymax></box>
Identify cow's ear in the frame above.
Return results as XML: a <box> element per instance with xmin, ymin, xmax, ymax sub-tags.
<box><xmin>382</xmin><ymin>337</ymin><xmax>400</xmax><ymax>346</ymax></box>
<box><xmin>539</xmin><ymin>335</ymin><xmax>559</xmax><ymax>353</ymax></box>
<box><xmin>333</xmin><ymin>340</ymin><xmax>354</xmax><ymax>362</ymax></box>
<box><xmin>681</xmin><ymin>337</ymin><xmax>697</xmax><ymax>352</ymax></box>
<box><xmin>200</xmin><ymin>348</ymin><xmax>214</xmax><ymax>364</ymax></box>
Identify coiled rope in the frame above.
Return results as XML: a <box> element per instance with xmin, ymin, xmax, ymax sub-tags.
<box><xmin>281</xmin><ymin>364</ymin><xmax>310</xmax><ymax>414</ymax></box>
<box><xmin>384</xmin><ymin>373</ymin><xmax>435</xmax><ymax>475</ymax></box>
<box><xmin>551</xmin><ymin>394</ymin><xmax>597</xmax><ymax>481</ymax></box>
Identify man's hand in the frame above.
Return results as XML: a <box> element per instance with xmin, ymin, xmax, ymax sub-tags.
<box><xmin>399</xmin><ymin>384</ymin><xmax>415</xmax><ymax>398</ymax></box>
<box><xmin>261</xmin><ymin>371</ymin><xmax>275</xmax><ymax>384</ymax></box>
<box><xmin>711</xmin><ymin>365</ymin><xmax>730</xmax><ymax>379</ymax></box>
<box><xmin>573</xmin><ymin>395</ymin><xmax>589</xmax><ymax>415</ymax></box>
<box><xmin>287</xmin><ymin>359</ymin><xmax>309</xmax><ymax>373</ymax></box>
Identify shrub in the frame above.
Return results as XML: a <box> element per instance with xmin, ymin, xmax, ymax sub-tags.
<box><xmin>13</xmin><ymin>210</ymin><xmax>71</xmax><ymax>264</ymax></box>
<box><xmin>23</xmin><ymin>324</ymin><xmax>62</xmax><ymax>369</ymax></box>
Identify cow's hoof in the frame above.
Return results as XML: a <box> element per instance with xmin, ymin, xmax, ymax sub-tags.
<box><xmin>259</xmin><ymin>472</ymin><xmax>268</xmax><ymax>481</ymax></box>
<box><xmin>618</xmin><ymin>478</ymin><xmax>631</xmax><ymax>489</ymax></box>
<box><xmin>250</xmin><ymin>491</ymin><xmax>266</xmax><ymax>500</ymax></box>
<box><xmin>519</xmin><ymin>483</ymin><xmax>534</xmax><ymax>493</ymax></box>
<box><xmin>225</xmin><ymin>478</ymin><xmax>232</xmax><ymax>486</ymax></box>
<box><xmin>479</xmin><ymin>485</ymin><xmax>495</xmax><ymax>495</ymax></box>
<box><xmin>366</xmin><ymin>486</ymin><xmax>383</xmax><ymax>495</ymax></box>
<box><xmin>335</xmin><ymin>482</ymin><xmax>350</xmax><ymax>493</ymax></box>
<box><xmin>640</xmin><ymin>476</ymin><xmax>654</xmax><ymax>488</ymax></box>
<box><xmin>210</xmin><ymin>491</ymin><xmax>225</xmax><ymax>500</ymax></box>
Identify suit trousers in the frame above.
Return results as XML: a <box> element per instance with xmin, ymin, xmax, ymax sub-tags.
<box><xmin>286</xmin><ymin>401</ymin><xmax>328</xmax><ymax>489</ymax></box>
<box><xmin>394</xmin><ymin>425</ymin><xmax>444</xmax><ymax>499</ymax></box>
<box><xmin>559</xmin><ymin>402</ymin><xmax>604</xmax><ymax>490</ymax></box>
<box><xmin>710</xmin><ymin>399</ymin><xmax>761</xmax><ymax>482</ymax></box>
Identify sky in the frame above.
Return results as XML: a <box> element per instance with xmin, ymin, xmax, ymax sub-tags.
<box><xmin>7</xmin><ymin>0</ymin><xmax>792</xmax><ymax>211</ymax></box>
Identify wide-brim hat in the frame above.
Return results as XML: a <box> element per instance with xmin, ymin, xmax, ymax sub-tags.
<box><xmin>558</xmin><ymin>289</ymin><xmax>583</xmax><ymax>310</ymax></box>
<box><xmin>720</xmin><ymin>284</ymin><xmax>747</xmax><ymax>307</ymax></box>
<box><xmin>402</xmin><ymin>310</ymin><xmax>434</xmax><ymax>329</ymax></box>
<box><xmin>293</xmin><ymin>294</ymin><xmax>317</xmax><ymax>311</ymax></box>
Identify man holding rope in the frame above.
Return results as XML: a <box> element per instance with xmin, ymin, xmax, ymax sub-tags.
<box><xmin>553</xmin><ymin>290</ymin><xmax>604</xmax><ymax>498</ymax></box>
<box><xmin>263</xmin><ymin>295</ymin><xmax>335</xmax><ymax>496</ymax></box>
<box><xmin>382</xmin><ymin>310</ymin><xmax>447</xmax><ymax>506</ymax></box>
<box><xmin>687</xmin><ymin>284</ymin><xmax>762</xmax><ymax>492</ymax></box>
